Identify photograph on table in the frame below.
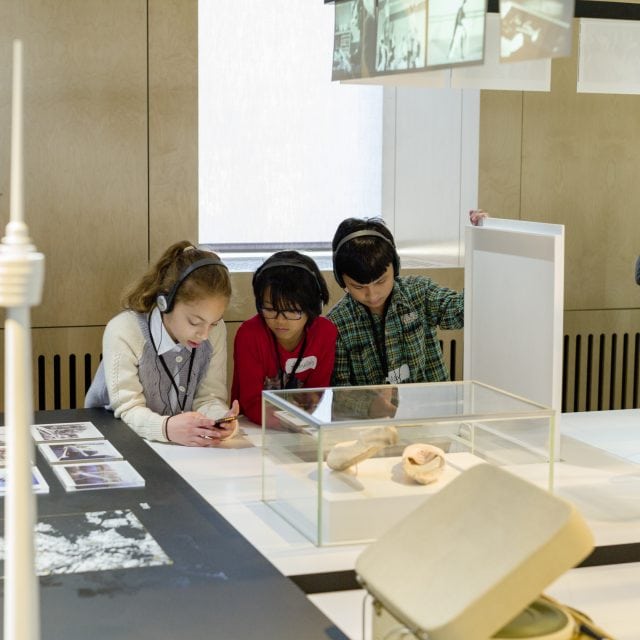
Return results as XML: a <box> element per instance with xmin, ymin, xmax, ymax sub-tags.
<box><xmin>375</xmin><ymin>0</ymin><xmax>426</xmax><ymax>74</ymax></box>
<box><xmin>332</xmin><ymin>0</ymin><xmax>377</xmax><ymax>79</ymax></box>
<box><xmin>31</xmin><ymin>421</ymin><xmax>103</xmax><ymax>443</ymax></box>
<box><xmin>53</xmin><ymin>460</ymin><xmax>145</xmax><ymax>492</ymax></box>
<box><xmin>500</xmin><ymin>0</ymin><xmax>574</xmax><ymax>62</ymax></box>
<box><xmin>38</xmin><ymin>440</ymin><xmax>123</xmax><ymax>465</ymax></box>
<box><xmin>0</xmin><ymin>445</ymin><xmax>35</xmax><ymax>468</ymax></box>
<box><xmin>0</xmin><ymin>509</ymin><xmax>171</xmax><ymax>576</ymax></box>
<box><xmin>0</xmin><ymin>466</ymin><xmax>49</xmax><ymax>495</ymax></box>
<box><xmin>426</xmin><ymin>0</ymin><xmax>486</xmax><ymax>68</ymax></box>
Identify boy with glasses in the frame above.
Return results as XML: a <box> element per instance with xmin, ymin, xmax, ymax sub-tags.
<box><xmin>231</xmin><ymin>251</ymin><xmax>337</xmax><ymax>425</ymax></box>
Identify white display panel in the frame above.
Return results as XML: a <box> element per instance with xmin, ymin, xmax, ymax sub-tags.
<box><xmin>464</xmin><ymin>218</ymin><xmax>564</xmax><ymax>418</ymax></box>
<box><xmin>578</xmin><ymin>18</ymin><xmax>640</xmax><ymax>95</ymax></box>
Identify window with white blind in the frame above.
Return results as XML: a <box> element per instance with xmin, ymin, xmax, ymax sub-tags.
<box><xmin>198</xmin><ymin>0</ymin><xmax>383</xmax><ymax>248</ymax></box>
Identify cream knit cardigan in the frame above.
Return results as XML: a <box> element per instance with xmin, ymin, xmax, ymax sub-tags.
<box><xmin>85</xmin><ymin>310</ymin><xmax>229</xmax><ymax>441</ymax></box>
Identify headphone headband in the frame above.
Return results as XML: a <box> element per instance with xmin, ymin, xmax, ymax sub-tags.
<box><xmin>255</xmin><ymin>259</ymin><xmax>319</xmax><ymax>283</ymax></box>
<box><xmin>253</xmin><ymin>257</ymin><xmax>324</xmax><ymax>314</ymax></box>
<box><xmin>157</xmin><ymin>256</ymin><xmax>227</xmax><ymax>313</ymax></box>
<box><xmin>333</xmin><ymin>229</ymin><xmax>395</xmax><ymax>258</ymax></box>
<box><xmin>332</xmin><ymin>228</ymin><xmax>399</xmax><ymax>288</ymax></box>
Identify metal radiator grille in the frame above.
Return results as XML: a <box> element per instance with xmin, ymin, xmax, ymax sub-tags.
<box><xmin>35</xmin><ymin>353</ymin><xmax>99</xmax><ymax>411</ymax></box>
<box><xmin>563</xmin><ymin>332</ymin><xmax>640</xmax><ymax>412</ymax></box>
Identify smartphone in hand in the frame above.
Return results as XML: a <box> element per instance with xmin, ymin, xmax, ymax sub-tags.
<box><xmin>213</xmin><ymin>414</ymin><xmax>237</xmax><ymax>429</ymax></box>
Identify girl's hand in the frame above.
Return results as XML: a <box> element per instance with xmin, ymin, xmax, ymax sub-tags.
<box><xmin>212</xmin><ymin>400</ymin><xmax>240</xmax><ymax>440</ymax></box>
<box><xmin>166</xmin><ymin>411</ymin><xmax>225</xmax><ymax>447</ymax></box>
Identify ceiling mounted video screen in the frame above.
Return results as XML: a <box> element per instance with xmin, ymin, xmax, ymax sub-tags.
<box><xmin>426</xmin><ymin>0</ymin><xmax>486</xmax><ymax>69</ymax></box>
<box><xmin>500</xmin><ymin>0</ymin><xmax>574</xmax><ymax>62</ymax></box>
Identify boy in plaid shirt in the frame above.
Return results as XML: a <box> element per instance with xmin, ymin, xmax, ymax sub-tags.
<box><xmin>328</xmin><ymin>214</ymin><xmax>485</xmax><ymax>398</ymax></box>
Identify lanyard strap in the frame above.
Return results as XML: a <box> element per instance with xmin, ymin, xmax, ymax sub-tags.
<box><xmin>271</xmin><ymin>331</ymin><xmax>308</xmax><ymax>390</ymax></box>
<box><xmin>367</xmin><ymin>305</ymin><xmax>389</xmax><ymax>379</ymax></box>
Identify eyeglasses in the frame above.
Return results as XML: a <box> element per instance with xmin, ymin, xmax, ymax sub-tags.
<box><xmin>261</xmin><ymin>306</ymin><xmax>303</xmax><ymax>321</ymax></box>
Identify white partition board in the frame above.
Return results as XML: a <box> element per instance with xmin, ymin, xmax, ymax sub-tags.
<box><xmin>464</xmin><ymin>219</ymin><xmax>564</xmax><ymax>417</ymax></box>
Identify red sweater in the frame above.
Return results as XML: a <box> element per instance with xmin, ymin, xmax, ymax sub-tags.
<box><xmin>231</xmin><ymin>314</ymin><xmax>337</xmax><ymax>425</ymax></box>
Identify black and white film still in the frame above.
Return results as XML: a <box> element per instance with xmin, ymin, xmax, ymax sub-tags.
<box><xmin>38</xmin><ymin>440</ymin><xmax>123</xmax><ymax>465</ymax></box>
<box><xmin>31</xmin><ymin>421</ymin><xmax>104</xmax><ymax>443</ymax></box>
<box><xmin>52</xmin><ymin>460</ymin><xmax>145</xmax><ymax>492</ymax></box>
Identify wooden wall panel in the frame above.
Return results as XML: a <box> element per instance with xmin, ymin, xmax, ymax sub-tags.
<box><xmin>9</xmin><ymin>2</ymin><xmax>638</xmax><ymax>416</ymax></box>
<box><xmin>478</xmin><ymin>91</ymin><xmax>523</xmax><ymax>218</ymax></box>
<box><xmin>0</xmin><ymin>0</ymin><xmax>149</xmax><ymax>327</ymax></box>
<box><xmin>0</xmin><ymin>1</ymin><xmax>199</xmax><ymax>412</ymax></box>
<box><xmin>481</xmin><ymin>24</ymin><xmax>640</xmax><ymax>313</ymax></box>
<box><xmin>478</xmin><ymin>21</ymin><xmax>640</xmax><ymax>411</ymax></box>
<box><xmin>148</xmin><ymin>0</ymin><xmax>198</xmax><ymax>260</ymax></box>
<box><xmin>520</xmin><ymin>25</ymin><xmax>640</xmax><ymax>311</ymax></box>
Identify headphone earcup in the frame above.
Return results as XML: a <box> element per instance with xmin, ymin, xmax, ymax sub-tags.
<box><xmin>393</xmin><ymin>252</ymin><xmax>401</xmax><ymax>278</ymax></box>
<box><xmin>156</xmin><ymin>294</ymin><xmax>169</xmax><ymax>313</ymax></box>
<box><xmin>155</xmin><ymin>257</ymin><xmax>226</xmax><ymax>314</ymax></box>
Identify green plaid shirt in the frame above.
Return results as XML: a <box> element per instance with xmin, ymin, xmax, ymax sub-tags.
<box><xmin>327</xmin><ymin>275</ymin><xmax>464</xmax><ymax>386</ymax></box>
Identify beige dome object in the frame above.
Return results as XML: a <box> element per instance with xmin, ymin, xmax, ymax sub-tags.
<box><xmin>326</xmin><ymin>426</ymin><xmax>398</xmax><ymax>471</ymax></box>
<box><xmin>401</xmin><ymin>443</ymin><xmax>445</xmax><ymax>485</ymax></box>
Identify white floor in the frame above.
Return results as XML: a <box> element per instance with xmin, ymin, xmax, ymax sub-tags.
<box><xmin>309</xmin><ymin>590</ymin><xmax>370</xmax><ymax>640</ymax></box>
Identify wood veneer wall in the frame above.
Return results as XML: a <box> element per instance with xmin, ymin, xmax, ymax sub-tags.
<box><xmin>479</xmin><ymin>21</ymin><xmax>640</xmax><ymax>409</ymax></box>
<box><xmin>0</xmin><ymin>0</ymin><xmax>198</xmax><ymax>410</ymax></box>
<box><xmin>1</xmin><ymin>4</ymin><xmax>638</xmax><ymax>412</ymax></box>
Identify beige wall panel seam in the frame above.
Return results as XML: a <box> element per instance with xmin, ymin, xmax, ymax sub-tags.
<box><xmin>148</xmin><ymin>0</ymin><xmax>198</xmax><ymax>258</ymax></box>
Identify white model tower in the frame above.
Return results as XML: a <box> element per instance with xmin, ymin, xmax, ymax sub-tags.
<box><xmin>0</xmin><ymin>40</ymin><xmax>44</xmax><ymax>640</ymax></box>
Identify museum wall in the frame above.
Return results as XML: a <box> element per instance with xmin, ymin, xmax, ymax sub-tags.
<box><xmin>0</xmin><ymin>0</ymin><xmax>464</xmax><ymax>413</ymax></box>
<box><xmin>479</xmin><ymin>23</ymin><xmax>640</xmax><ymax>411</ymax></box>
<box><xmin>0</xmin><ymin>3</ymin><xmax>637</xmax><ymax>412</ymax></box>
<box><xmin>0</xmin><ymin>0</ymin><xmax>198</xmax><ymax>409</ymax></box>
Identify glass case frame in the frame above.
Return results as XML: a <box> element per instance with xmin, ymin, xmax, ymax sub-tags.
<box><xmin>261</xmin><ymin>380</ymin><xmax>556</xmax><ymax>546</ymax></box>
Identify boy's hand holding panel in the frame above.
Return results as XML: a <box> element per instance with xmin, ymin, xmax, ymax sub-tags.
<box><xmin>469</xmin><ymin>209</ymin><xmax>488</xmax><ymax>226</ymax></box>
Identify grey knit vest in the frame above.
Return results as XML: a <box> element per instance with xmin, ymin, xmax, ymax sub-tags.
<box><xmin>85</xmin><ymin>312</ymin><xmax>214</xmax><ymax>415</ymax></box>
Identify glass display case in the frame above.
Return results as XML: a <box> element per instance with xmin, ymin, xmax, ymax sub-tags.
<box><xmin>261</xmin><ymin>380</ymin><xmax>556</xmax><ymax>546</ymax></box>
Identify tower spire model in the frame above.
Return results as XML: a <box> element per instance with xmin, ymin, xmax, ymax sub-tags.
<box><xmin>0</xmin><ymin>39</ymin><xmax>45</xmax><ymax>640</ymax></box>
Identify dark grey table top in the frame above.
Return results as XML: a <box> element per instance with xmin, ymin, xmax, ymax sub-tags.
<box><xmin>0</xmin><ymin>408</ymin><xmax>347</xmax><ymax>640</ymax></box>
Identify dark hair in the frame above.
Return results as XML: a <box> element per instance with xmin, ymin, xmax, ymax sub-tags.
<box><xmin>122</xmin><ymin>240</ymin><xmax>232</xmax><ymax>313</ymax></box>
<box><xmin>332</xmin><ymin>217</ymin><xmax>399</xmax><ymax>287</ymax></box>
<box><xmin>252</xmin><ymin>251</ymin><xmax>329</xmax><ymax>323</ymax></box>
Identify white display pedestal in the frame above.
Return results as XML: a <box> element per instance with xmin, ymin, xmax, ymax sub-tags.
<box><xmin>271</xmin><ymin>452</ymin><xmax>483</xmax><ymax>545</ymax></box>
